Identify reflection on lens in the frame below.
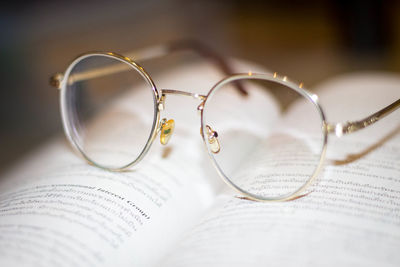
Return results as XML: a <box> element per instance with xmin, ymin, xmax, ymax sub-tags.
<box><xmin>202</xmin><ymin>75</ymin><xmax>326</xmax><ymax>200</ymax></box>
<box><xmin>61</xmin><ymin>54</ymin><xmax>157</xmax><ymax>169</ymax></box>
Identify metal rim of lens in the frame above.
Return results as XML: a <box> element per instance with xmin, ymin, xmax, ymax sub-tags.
<box><xmin>200</xmin><ymin>73</ymin><xmax>328</xmax><ymax>202</ymax></box>
<box><xmin>60</xmin><ymin>52</ymin><xmax>160</xmax><ymax>171</ymax></box>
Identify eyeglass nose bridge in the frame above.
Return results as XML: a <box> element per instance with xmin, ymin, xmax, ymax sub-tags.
<box><xmin>160</xmin><ymin>89</ymin><xmax>206</xmax><ymax>104</ymax></box>
<box><xmin>159</xmin><ymin>88</ymin><xmax>207</xmax><ymax>116</ymax></box>
<box><xmin>157</xmin><ymin>89</ymin><xmax>207</xmax><ymax>145</ymax></box>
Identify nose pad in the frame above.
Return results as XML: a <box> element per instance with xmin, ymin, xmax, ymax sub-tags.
<box><xmin>205</xmin><ymin>125</ymin><xmax>220</xmax><ymax>154</ymax></box>
<box><xmin>160</xmin><ymin>118</ymin><xmax>175</xmax><ymax>145</ymax></box>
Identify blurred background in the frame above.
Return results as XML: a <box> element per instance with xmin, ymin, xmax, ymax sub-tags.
<box><xmin>0</xmin><ymin>0</ymin><xmax>399</xmax><ymax>174</ymax></box>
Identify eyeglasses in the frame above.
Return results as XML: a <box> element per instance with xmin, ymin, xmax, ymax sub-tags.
<box><xmin>50</xmin><ymin>40</ymin><xmax>400</xmax><ymax>202</ymax></box>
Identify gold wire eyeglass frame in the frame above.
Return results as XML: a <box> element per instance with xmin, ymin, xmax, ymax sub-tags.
<box><xmin>50</xmin><ymin>41</ymin><xmax>400</xmax><ymax>202</ymax></box>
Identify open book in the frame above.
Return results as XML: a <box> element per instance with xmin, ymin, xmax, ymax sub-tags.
<box><xmin>0</xmin><ymin>60</ymin><xmax>399</xmax><ymax>267</ymax></box>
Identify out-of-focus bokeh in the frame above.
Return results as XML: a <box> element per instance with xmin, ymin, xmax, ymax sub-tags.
<box><xmin>0</xmin><ymin>0</ymin><xmax>399</xmax><ymax>173</ymax></box>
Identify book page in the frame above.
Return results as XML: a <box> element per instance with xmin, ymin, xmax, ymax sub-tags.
<box><xmin>159</xmin><ymin>72</ymin><xmax>400</xmax><ymax>267</ymax></box>
<box><xmin>0</xmin><ymin>59</ymin><xmax>278</xmax><ymax>267</ymax></box>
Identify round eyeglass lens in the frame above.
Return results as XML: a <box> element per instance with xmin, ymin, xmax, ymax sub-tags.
<box><xmin>61</xmin><ymin>54</ymin><xmax>157</xmax><ymax>169</ymax></box>
<box><xmin>202</xmin><ymin>75</ymin><xmax>326</xmax><ymax>200</ymax></box>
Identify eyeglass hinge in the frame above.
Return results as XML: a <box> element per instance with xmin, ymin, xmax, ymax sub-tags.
<box><xmin>49</xmin><ymin>73</ymin><xmax>64</xmax><ymax>90</ymax></box>
<box><xmin>326</xmin><ymin>122</ymin><xmax>346</xmax><ymax>138</ymax></box>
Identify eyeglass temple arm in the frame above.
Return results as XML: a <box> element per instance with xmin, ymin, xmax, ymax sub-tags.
<box><xmin>327</xmin><ymin>98</ymin><xmax>400</xmax><ymax>137</ymax></box>
<box><xmin>50</xmin><ymin>40</ymin><xmax>248</xmax><ymax>95</ymax></box>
